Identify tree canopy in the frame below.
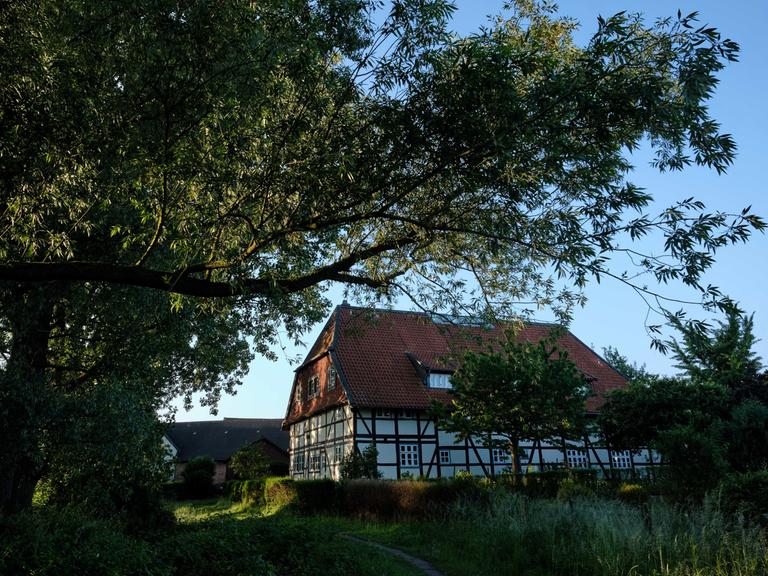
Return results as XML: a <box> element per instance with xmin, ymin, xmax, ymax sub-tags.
<box><xmin>1</xmin><ymin>0</ymin><xmax>764</xmax><ymax>512</ymax></box>
<box><xmin>438</xmin><ymin>333</ymin><xmax>590</xmax><ymax>475</ymax></box>
<box><xmin>1</xmin><ymin>0</ymin><xmax>762</xmax><ymax>317</ymax></box>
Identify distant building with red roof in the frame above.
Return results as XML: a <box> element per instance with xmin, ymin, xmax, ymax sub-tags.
<box><xmin>283</xmin><ymin>302</ymin><xmax>655</xmax><ymax>479</ymax></box>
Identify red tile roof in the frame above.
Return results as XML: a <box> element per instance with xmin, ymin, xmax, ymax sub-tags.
<box><xmin>287</xmin><ymin>304</ymin><xmax>628</xmax><ymax>423</ymax></box>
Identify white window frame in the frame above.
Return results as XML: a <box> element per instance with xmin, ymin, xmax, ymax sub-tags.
<box><xmin>428</xmin><ymin>372</ymin><xmax>452</xmax><ymax>389</ymax></box>
<box><xmin>334</xmin><ymin>445</ymin><xmax>344</xmax><ymax>463</ymax></box>
<box><xmin>492</xmin><ymin>448</ymin><xmax>510</xmax><ymax>464</ymax></box>
<box><xmin>328</xmin><ymin>366</ymin><xmax>337</xmax><ymax>390</ymax></box>
<box><xmin>399</xmin><ymin>444</ymin><xmax>419</xmax><ymax>468</ymax></box>
<box><xmin>567</xmin><ymin>448</ymin><xmax>589</xmax><ymax>469</ymax></box>
<box><xmin>611</xmin><ymin>450</ymin><xmax>632</xmax><ymax>469</ymax></box>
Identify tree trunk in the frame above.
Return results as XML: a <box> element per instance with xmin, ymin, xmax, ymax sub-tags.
<box><xmin>0</xmin><ymin>286</ymin><xmax>56</xmax><ymax>514</ymax></box>
<box><xmin>509</xmin><ymin>438</ymin><xmax>521</xmax><ymax>477</ymax></box>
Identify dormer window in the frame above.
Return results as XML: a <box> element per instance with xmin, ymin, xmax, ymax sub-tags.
<box><xmin>328</xmin><ymin>366</ymin><xmax>337</xmax><ymax>390</ymax></box>
<box><xmin>428</xmin><ymin>372</ymin><xmax>452</xmax><ymax>389</ymax></box>
<box><xmin>308</xmin><ymin>375</ymin><xmax>320</xmax><ymax>398</ymax></box>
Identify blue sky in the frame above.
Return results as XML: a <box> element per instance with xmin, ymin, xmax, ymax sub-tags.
<box><xmin>174</xmin><ymin>1</ymin><xmax>767</xmax><ymax>421</ymax></box>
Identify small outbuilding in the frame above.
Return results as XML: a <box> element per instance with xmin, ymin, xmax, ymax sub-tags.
<box><xmin>165</xmin><ymin>417</ymin><xmax>288</xmax><ymax>484</ymax></box>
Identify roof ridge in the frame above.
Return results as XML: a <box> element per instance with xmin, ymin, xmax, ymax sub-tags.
<box><xmin>339</xmin><ymin>303</ymin><xmax>565</xmax><ymax>330</ymax></box>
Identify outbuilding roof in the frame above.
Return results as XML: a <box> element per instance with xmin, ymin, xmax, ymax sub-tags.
<box><xmin>166</xmin><ymin>418</ymin><xmax>288</xmax><ymax>462</ymax></box>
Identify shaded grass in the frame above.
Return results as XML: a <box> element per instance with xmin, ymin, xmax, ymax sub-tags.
<box><xmin>167</xmin><ymin>498</ymin><xmax>425</xmax><ymax>576</ymax></box>
<box><xmin>168</xmin><ymin>492</ymin><xmax>768</xmax><ymax>576</ymax></box>
<box><xmin>348</xmin><ymin>492</ymin><xmax>768</xmax><ymax>576</ymax></box>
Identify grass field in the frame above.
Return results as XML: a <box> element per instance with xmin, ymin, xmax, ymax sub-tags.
<box><xmin>169</xmin><ymin>491</ymin><xmax>768</xmax><ymax>576</ymax></box>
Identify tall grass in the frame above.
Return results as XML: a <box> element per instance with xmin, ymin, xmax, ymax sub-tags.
<box><xmin>358</xmin><ymin>492</ymin><xmax>768</xmax><ymax>576</ymax></box>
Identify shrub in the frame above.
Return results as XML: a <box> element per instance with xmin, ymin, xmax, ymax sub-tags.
<box><xmin>556</xmin><ymin>478</ymin><xmax>595</xmax><ymax>501</ymax></box>
<box><xmin>264</xmin><ymin>477</ymin><xmax>297</xmax><ymax>510</ymax></box>
<box><xmin>655</xmin><ymin>425</ymin><xmax>728</xmax><ymax>502</ymax></box>
<box><xmin>229</xmin><ymin>443</ymin><xmax>271</xmax><ymax>480</ymax></box>
<box><xmin>227</xmin><ymin>478</ymin><xmax>267</xmax><ymax>506</ymax></box>
<box><xmin>341</xmin><ymin>479</ymin><xmax>399</xmax><ymax>520</ymax></box>
<box><xmin>719</xmin><ymin>469</ymin><xmax>768</xmax><ymax>522</ymax></box>
<box><xmin>498</xmin><ymin>469</ymin><xmax>597</xmax><ymax>499</ymax></box>
<box><xmin>0</xmin><ymin>508</ymin><xmax>162</xmax><ymax>576</ymax></box>
<box><xmin>182</xmin><ymin>456</ymin><xmax>216</xmax><ymax>500</ymax></box>
<box><xmin>293</xmin><ymin>479</ymin><xmax>339</xmax><ymax>515</ymax></box>
<box><xmin>162</xmin><ymin>481</ymin><xmax>185</xmax><ymax>501</ymax></box>
<box><xmin>616</xmin><ymin>482</ymin><xmax>649</xmax><ymax>506</ymax></box>
<box><xmin>341</xmin><ymin>444</ymin><xmax>381</xmax><ymax>479</ymax></box>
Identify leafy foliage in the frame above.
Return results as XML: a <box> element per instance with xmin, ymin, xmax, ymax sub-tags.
<box><xmin>438</xmin><ymin>332</ymin><xmax>590</xmax><ymax>474</ymax></box>
<box><xmin>599</xmin><ymin>377</ymin><xmax>728</xmax><ymax>450</ymax></box>
<box><xmin>655</xmin><ymin>425</ymin><xmax>728</xmax><ymax>501</ymax></box>
<box><xmin>668</xmin><ymin>309</ymin><xmax>767</xmax><ymax>403</ymax></box>
<box><xmin>602</xmin><ymin>346</ymin><xmax>659</xmax><ymax>384</ymax></box>
<box><xmin>341</xmin><ymin>444</ymin><xmax>382</xmax><ymax>479</ymax></box>
<box><xmin>230</xmin><ymin>443</ymin><xmax>271</xmax><ymax>480</ymax></box>
<box><xmin>182</xmin><ymin>456</ymin><xmax>215</xmax><ymax>500</ymax></box>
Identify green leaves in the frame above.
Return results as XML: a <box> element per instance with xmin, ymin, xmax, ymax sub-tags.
<box><xmin>440</xmin><ymin>329</ymin><xmax>590</xmax><ymax>473</ymax></box>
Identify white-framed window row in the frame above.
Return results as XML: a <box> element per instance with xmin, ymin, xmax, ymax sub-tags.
<box><xmin>611</xmin><ymin>450</ymin><xmax>632</xmax><ymax>469</ymax></box>
<box><xmin>308</xmin><ymin>375</ymin><xmax>320</xmax><ymax>399</ymax></box>
<box><xmin>567</xmin><ymin>448</ymin><xmax>589</xmax><ymax>469</ymax></box>
<box><xmin>439</xmin><ymin>449</ymin><xmax>450</xmax><ymax>464</ymax></box>
<box><xmin>328</xmin><ymin>366</ymin><xmax>337</xmax><ymax>390</ymax></box>
<box><xmin>309</xmin><ymin>452</ymin><xmax>321</xmax><ymax>473</ymax></box>
<box><xmin>294</xmin><ymin>453</ymin><xmax>305</xmax><ymax>473</ymax></box>
<box><xmin>399</xmin><ymin>444</ymin><xmax>419</xmax><ymax>468</ymax></box>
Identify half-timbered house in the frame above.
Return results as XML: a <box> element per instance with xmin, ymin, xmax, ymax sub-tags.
<box><xmin>282</xmin><ymin>303</ymin><xmax>655</xmax><ymax>480</ymax></box>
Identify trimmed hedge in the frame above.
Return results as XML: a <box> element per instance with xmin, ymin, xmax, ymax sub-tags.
<box><xmin>264</xmin><ymin>477</ymin><xmax>297</xmax><ymax>509</ymax></box>
<box><xmin>231</xmin><ymin>472</ymin><xmax>609</xmax><ymax>521</ymax></box>
<box><xmin>341</xmin><ymin>477</ymin><xmax>489</xmax><ymax>520</ymax></box>
<box><xmin>226</xmin><ymin>479</ymin><xmax>267</xmax><ymax>506</ymax></box>
<box><xmin>497</xmin><ymin>469</ymin><xmax>597</xmax><ymax>499</ymax></box>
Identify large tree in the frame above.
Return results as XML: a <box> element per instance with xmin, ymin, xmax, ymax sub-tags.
<box><xmin>438</xmin><ymin>334</ymin><xmax>591</xmax><ymax>475</ymax></box>
<box><xmin>1</xmin><ymin>0</ymin><xmax>763</xmax><ymax>512</ymax></box>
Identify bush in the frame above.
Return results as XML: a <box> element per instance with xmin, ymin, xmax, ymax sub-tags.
<box><xmin>498</xmin><ymin>469</ymin><xmax>597</xmax><ymax>499</ymax></box>
<box><xmin>341</xmin><ymin>479</ymin><xmax>400</xmax><ymax>520</ymax></box>
<box><xmin>293</xmin><ymin>479</ymin><xmax>339</xmax><ymax>515</ymax></box>
<box><xmin>655</xmin><ymin>425</ymin><xmax>728</xmax><ymax>502</ymax></box>
<box><xmin>229</xmin><ymin>443</ymin><xmax>271</xmax><ymax>480</ymax></box>
<box><xmin>719</xmin><ymin>469</ymin><xmax>768</xmax><ymax>522</ymax></box>
<box><xmin>227</xmin><ymin>478</ymin><xmax>267</xmax><ymax>506</ymax></box>
<box><xmin>0</xmin><ymin>508</ymin><xmax>162</xmax><ymax>576</ymax></box>
<box><xmin>556</xmin><ymin>478</ymin><xmax>595</xmax><ymax>501</ymax></box>
<box><xmin>162</xmin><ymin>481</ymin><xmax>185</xmax><ymax>501</ymax></box>
<box><xmin>616</xmin><ymin>482</ymin><xmax>649</xmax><ymax>506</ymax></box>
<box><xmin>182</xmin><ymin>456</ymin><xmax>215</xmax><ymax>500</ymax></box>
<box><xmin>340</xmin><ymin>477</ymin><xmax>489</xmax><ymax>521</ymax></box>
<box><xmin>264</xmin><ymin>477</ymin><xmax>297</xmax><ymax>510</ymax></box>
<box><xmin>341</xmin><ymin>444</ymin><xmax>381</xmax><ymax>479</ymax></box>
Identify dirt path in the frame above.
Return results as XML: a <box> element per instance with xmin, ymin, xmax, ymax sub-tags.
<box><xmin>340</xmin><ymin>533</ymin><xmax>446</xmax><ymax>576</ymax></box>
